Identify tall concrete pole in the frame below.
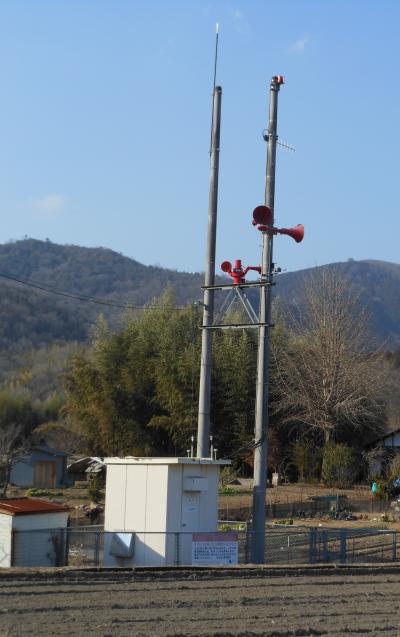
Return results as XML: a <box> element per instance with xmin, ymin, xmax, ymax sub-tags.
<box><xmin>197</xmin><ymin>86</ymin><xmax>222</xmax><ymax>458</ymax></box>
<box><xmin>251</xmin><ymin>76</ymin><xmax>282</xmax><ymax>563</ymax></box>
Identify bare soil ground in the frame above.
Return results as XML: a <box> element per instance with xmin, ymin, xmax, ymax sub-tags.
<box><xmin>0</xmin><ymin>565</ymin><xmax>399</xmax><ymax>637</ymax></box>
<box><xmin>8</xmin><ymin>483</ymin><xmax>399</xmax><ymax>530</ymax></box>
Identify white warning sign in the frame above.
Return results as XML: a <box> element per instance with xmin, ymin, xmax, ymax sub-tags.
<box><xmin>192</xmin><ymin>532</ymin><xmax>238</xmax><ymax>565</ymax></box>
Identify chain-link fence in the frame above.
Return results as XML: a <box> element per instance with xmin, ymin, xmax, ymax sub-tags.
<box><xmin>6</xmin><ymin>525</ymin><xmax>400</xmax><ymax>568</ymax></box>
<box><xmin>219</xmin><ymin>497</ymin><xmax>396</xmax><ymax>523</ymax></box>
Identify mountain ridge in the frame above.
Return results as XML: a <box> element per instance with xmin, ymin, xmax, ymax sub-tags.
<box><xmin>0</xmin><ymin>239</ymin><xmax>399</xmax><ymax>355</ymax></box>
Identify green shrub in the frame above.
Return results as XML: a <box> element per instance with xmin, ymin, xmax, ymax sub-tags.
<box><xmin>219</xmin><ymin>466</ymin><xmax>238</xmax><ymax>487</ymax></box>
<box><xmin>219</xmin><ymin>522</ymin><xmax>247</xmax><ymax>531</ymax></box>
<box><xmin>218</xmin><ymin>485</ymin><xmax>237</xmax><ymax>495</ymax></box>
<box><xmin>291</xmin><ymin>441</ymin><xmax>321</xmax><ymax>481</ymax></box>
<box><xmin>26</xmin><ymin>488</ymin><xmax>63</xmax><ymax>497</ymax></box>
<box><xmin>321</xmin><ymin>443</ymin><xmax>357</xmax><ymax>488</ymax></box>
<box><xmin>88</xmin><ymin>474</ymin><xmax>103</xmax><ymax>503</ymax></box>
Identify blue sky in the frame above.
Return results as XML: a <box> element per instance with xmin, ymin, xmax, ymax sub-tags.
<box><xmin>1</xmin><ymin>0</ymin><xmax>399</xmax><ymax>274</ymax></box>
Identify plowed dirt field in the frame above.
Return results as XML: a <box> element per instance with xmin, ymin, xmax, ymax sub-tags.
<box><xmin>0</xmin><ymin>566</ymin><xmax>399</xmax><ymax>637</ymax></box>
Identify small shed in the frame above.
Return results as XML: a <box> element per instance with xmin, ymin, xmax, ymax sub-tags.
<box><xmin>0</xmin><ymin>498</ymin><xmax>70</xmax><ymax>567</ymax></box>
<box><xmin>67</xmin><ymin>457</ymin><xmax>105</xmax><ymax>482</ymax></box>
<box><xmin>10</xmin><ymin>445</ymin><xmax>70</xmax><ymax>488</ymax></box>
<box><xmin>366</xmin><ymin>427</ymin><xmax>400</xmax><ymax>475</ymax></box>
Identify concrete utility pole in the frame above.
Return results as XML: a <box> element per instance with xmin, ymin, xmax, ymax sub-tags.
<box><xmin>251</xmin><ymin>76</ymin><xmax>282</xmax><ymax>563</ymax></box>
<box><xmin>197</xmin><ymin>85</ymin><xmax>222</xmax><ymax>458</ymax></box>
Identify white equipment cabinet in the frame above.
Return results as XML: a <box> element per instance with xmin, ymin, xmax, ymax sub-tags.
<box><xmin>104</xmin><ymin>457</ymin><xmax>230</xmax><ymax>566</ymax></box>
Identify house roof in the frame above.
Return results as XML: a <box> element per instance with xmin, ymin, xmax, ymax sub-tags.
<box><xmin>67</xmin><ymin>457</ymin><xmax>105</xmax><ymax>473</ymax></box>
<box><xmin>368</xmin><ymin>427</ymin><xmax>400</xmax><ymax>448</ymax></box>
<box><xmin>0</xmin><ymin>498</ymin><xmax>70</xmax><ymax>516</ymax></box>
<box><xmin>105</xmin><ymin>457</ymin><xmax>231</xmax><ymax>466</ymax></box>
<box><xmin>33</xmin><ymin>445</ymin><xmax>68</xmax><ymax>457</ymax></box>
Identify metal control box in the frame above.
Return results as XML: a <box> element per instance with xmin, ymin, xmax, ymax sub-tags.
<box><xmin>103</xmin><ymin>457</ymin><xmax>229</xmax><ymax>566</ymax></box>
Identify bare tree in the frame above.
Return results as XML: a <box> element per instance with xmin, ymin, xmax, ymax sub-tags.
<box><xmin>0</xmin><ymin>424</ymin><xmax>33</xmax><ymax>496</ymax></box>
<box><xmin>273</xmin><ymin>269</ymin><xmax>386</xmax><ymax>445</ymax></box>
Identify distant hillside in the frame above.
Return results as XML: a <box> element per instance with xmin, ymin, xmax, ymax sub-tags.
<box><xmin>275</xmin><ymin>259</ymin><xmax>400</xmax><ymax>347</ymax></box>
<box><xmin>0</xmin><ymin>239</ymin><xmax>212</xmax><ymax>355</ymax></box>
<box><xmin>0</xmin><ymin>239</ymin><xmax>399</xmax><ymax>358</ymax></box>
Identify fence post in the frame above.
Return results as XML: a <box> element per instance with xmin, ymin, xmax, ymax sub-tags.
<box><xmin>174</xmin><ymin>533</ymin><xmax>180</xmax><ymax>566</ymax></box>
<box><xmin>94</xmin><ymin>531</ymin><xmax>100</xmax><ymax>567</ymax></box>
<box><xmin>64</xmin><ymin>528</ymin><xmax>70</xmax><ymax>566</ymax></box>
<box><xmin>309</xmin><ymin>527</ymin><xmax>316</xmax><ymax>564</ymax></box>
<box><xmin>340</xmin><ymin>529</ymin><xmax>347</xmax><ymax>564</ymax></box>
<box><xmin>245</xmin><ymin>529</ymin><xmax>250</xmax><ymax>564</ymax></box>
<box><xmin>392</xmin><ymin>531</ymin><xmax>397</xmax><ymax>562</ymax></box>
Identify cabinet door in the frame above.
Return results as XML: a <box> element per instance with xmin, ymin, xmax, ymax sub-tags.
<box><xmin>181</xmin><ymin>493</ymin><xmax>200</xmax><ymax>531</ymax></box>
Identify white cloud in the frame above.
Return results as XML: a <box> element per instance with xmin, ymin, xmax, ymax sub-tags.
<box><xmin>33</xmin><ymin>194</ymin><xmax>66</xmax><ymax>216</ymax></box>
<box><xmin>288</xmin><ymin>36</ymin><xmax>310</xmax><ymax>55</ymax></box>
<box><xmin>232</xmin><ymin>8</ymin><xmax>250</xmax><ymax>35</ymax></box>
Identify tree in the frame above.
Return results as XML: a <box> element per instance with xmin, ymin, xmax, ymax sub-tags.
<box><xmin>0</xmin><ymin>425</ymin><xmax>31</xmax><ymax>496</ymax></box>
<box><xmin>0</xmin><ymin>390</ymin><xmax>40</xmax><ymax>495</ymax></box>
<box><xmin>321</xmin><ymin>443</ymin><xmax>358</xmax><ymax>488</ymax></box>
<box><xmin>291</xmin><ymin>440</ymin><xmax>321</xmax><ymax>481</ymax></box>
<box><xmin>64</xmin><ymin>296</ymin><xmax>202</xmax><ymax>456</ymax></box>
<box><xmin>274</xmin><ymin>269</ymin><xmax>385</xmax><ymax>446</ymax></box>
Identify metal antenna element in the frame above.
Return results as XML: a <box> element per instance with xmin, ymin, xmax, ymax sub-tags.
<box><xmin>209</xmin><ymin>23</ymin><xmax>219</xmax><ymax>156</ymax></box>
<box><xmin>251</xmin><ymin>75</ymin><xmax>283</xmax><ymax>563</ymax></box>
<box><xmin>262</xmin><ymin>129</ymin><xmax>295</xmax><ymax>152</ymax></box>
<box><xmin>276</xmin><ymin>139</ymin><xmax>295</xmax><ymax>152</ymax></box>
<box><xmin>197</xmin><ymin>79</ymin><xmax>222</xmax><ymax>458</ymax></box>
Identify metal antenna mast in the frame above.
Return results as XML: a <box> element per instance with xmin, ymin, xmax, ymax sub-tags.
<box><xmin>251</xmin><ymin>75</ymin><xmax>283</xmax><ymax>563</ymax></box>
<box><xmin>197</xmin><ymin>26</ymin><xmax>221</xmax><ymax>458</ymax></box>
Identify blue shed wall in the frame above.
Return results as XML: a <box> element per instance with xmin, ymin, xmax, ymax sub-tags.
<box><xmin>10</xmin><ymin>460</ymin><xmax>33</xmax><ymax>487</ymax></box>
<box><xmin>10</xmin><ymin>450</ymin><xmax>68</xmax><ymax>488</ymax></box>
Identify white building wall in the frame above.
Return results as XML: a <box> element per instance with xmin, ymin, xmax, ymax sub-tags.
<box><xmin>166</xmin><ymin>465</ymin><xmax>184</xmax><ymax>533</ymax></box>
<box><xmin>0</xmin><ymin>512</ymin><xmax>69</xmax><ymax>568</ymax></box>
<box><xmin>0</xmin><ymin>515</ymin><xmax>12</xmax><ymax>568</ymax></box>
<box><xmin>104</xmin><ymin>464</ymin><xmax>127</xmax><ymax>531</ymax></box>
<box><xmin>12</xmin><ymin>512</ymin><xmax>69</xmax><ymax>531</ymax></box>
<box><xmin>104</xmin><ymin>464</ymin><xmax>169</xmax><ymax>566</ymax></box>
<box><xmin>124</xmin><ymin>465</ymin><xmax>147</xmax><ymax>531</ymax></box>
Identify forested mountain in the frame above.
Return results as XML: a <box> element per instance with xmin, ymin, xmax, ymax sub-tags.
<box><xmin>0</xmin><ymin>239</ymin><xmax>399</xmax><ymax>462</ymax></box>
<box><xmin>0</xmin><ymin>238</ymin><xmax>217</xmax><ymax>356</ymax></box>
<box><xmin>0</xmin><ymin>239</ymin><xmax>399</xmax><ymax>362</ymax></box>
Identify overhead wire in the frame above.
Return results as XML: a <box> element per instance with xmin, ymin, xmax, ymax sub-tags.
<box><xmin>221</xmin><ymin>433</ymin><xmax>266</xmax><ymax>461</ymax></box>
<box><xmin>0</xmin><ymin>269</ymin><xmax>186</xmax><ymax>311</ymax></box>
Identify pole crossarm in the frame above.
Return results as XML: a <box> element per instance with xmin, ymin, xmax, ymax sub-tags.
<box><xmin>201</xmin><ymin>281</ymin><xmax>274</xmax><ymax>290</ymax></box>
<box><xmin>201</xmin><ymin>322</ymin><xmax>274</xmax><ymax>330</ymax></box>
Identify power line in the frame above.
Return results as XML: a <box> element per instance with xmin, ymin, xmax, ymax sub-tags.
<box><xmin>0</xmin><ymin>270</ymin><xmax>186</xmax><ymax>311</ymax></box>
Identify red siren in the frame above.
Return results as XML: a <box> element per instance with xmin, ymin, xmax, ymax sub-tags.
<box><xmin>277</xmin><ymin>224</ymin><xmax>304</xmax><ymax>243</ymax></box>
<box><xmin>221</xmin><ymin>259</ymin><xmax>261</xmax><ymax>284</ymax></box>
<box><xmin>221</xmin><ymin>260</ymin><xmax>232</xmax><ymax>273</ymax></box>
<box><xmin>252</xmin><ymin>205</ymin><xmax>272</xmax><ymax>227</ymax></box>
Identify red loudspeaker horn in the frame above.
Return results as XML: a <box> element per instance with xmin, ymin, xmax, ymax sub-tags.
<box><xmin>277</xmin><ymin>224</ymin><xmax>304</xmax><ymax>243</ymax></box>
<box><xmin>252</xmin><ymin>205</ymin><xmax>272</xmax><ymax>226</ymax></box>
<box><xmin>221</xmin><ymin>260</ymin><xmax>232</xmax><ymax>273</ymax></box>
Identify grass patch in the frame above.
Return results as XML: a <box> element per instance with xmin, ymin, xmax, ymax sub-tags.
<box><xmin>25</xmin><ymin>488</ymin><xmax>63</xmax><ymax>497</ymax></box>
